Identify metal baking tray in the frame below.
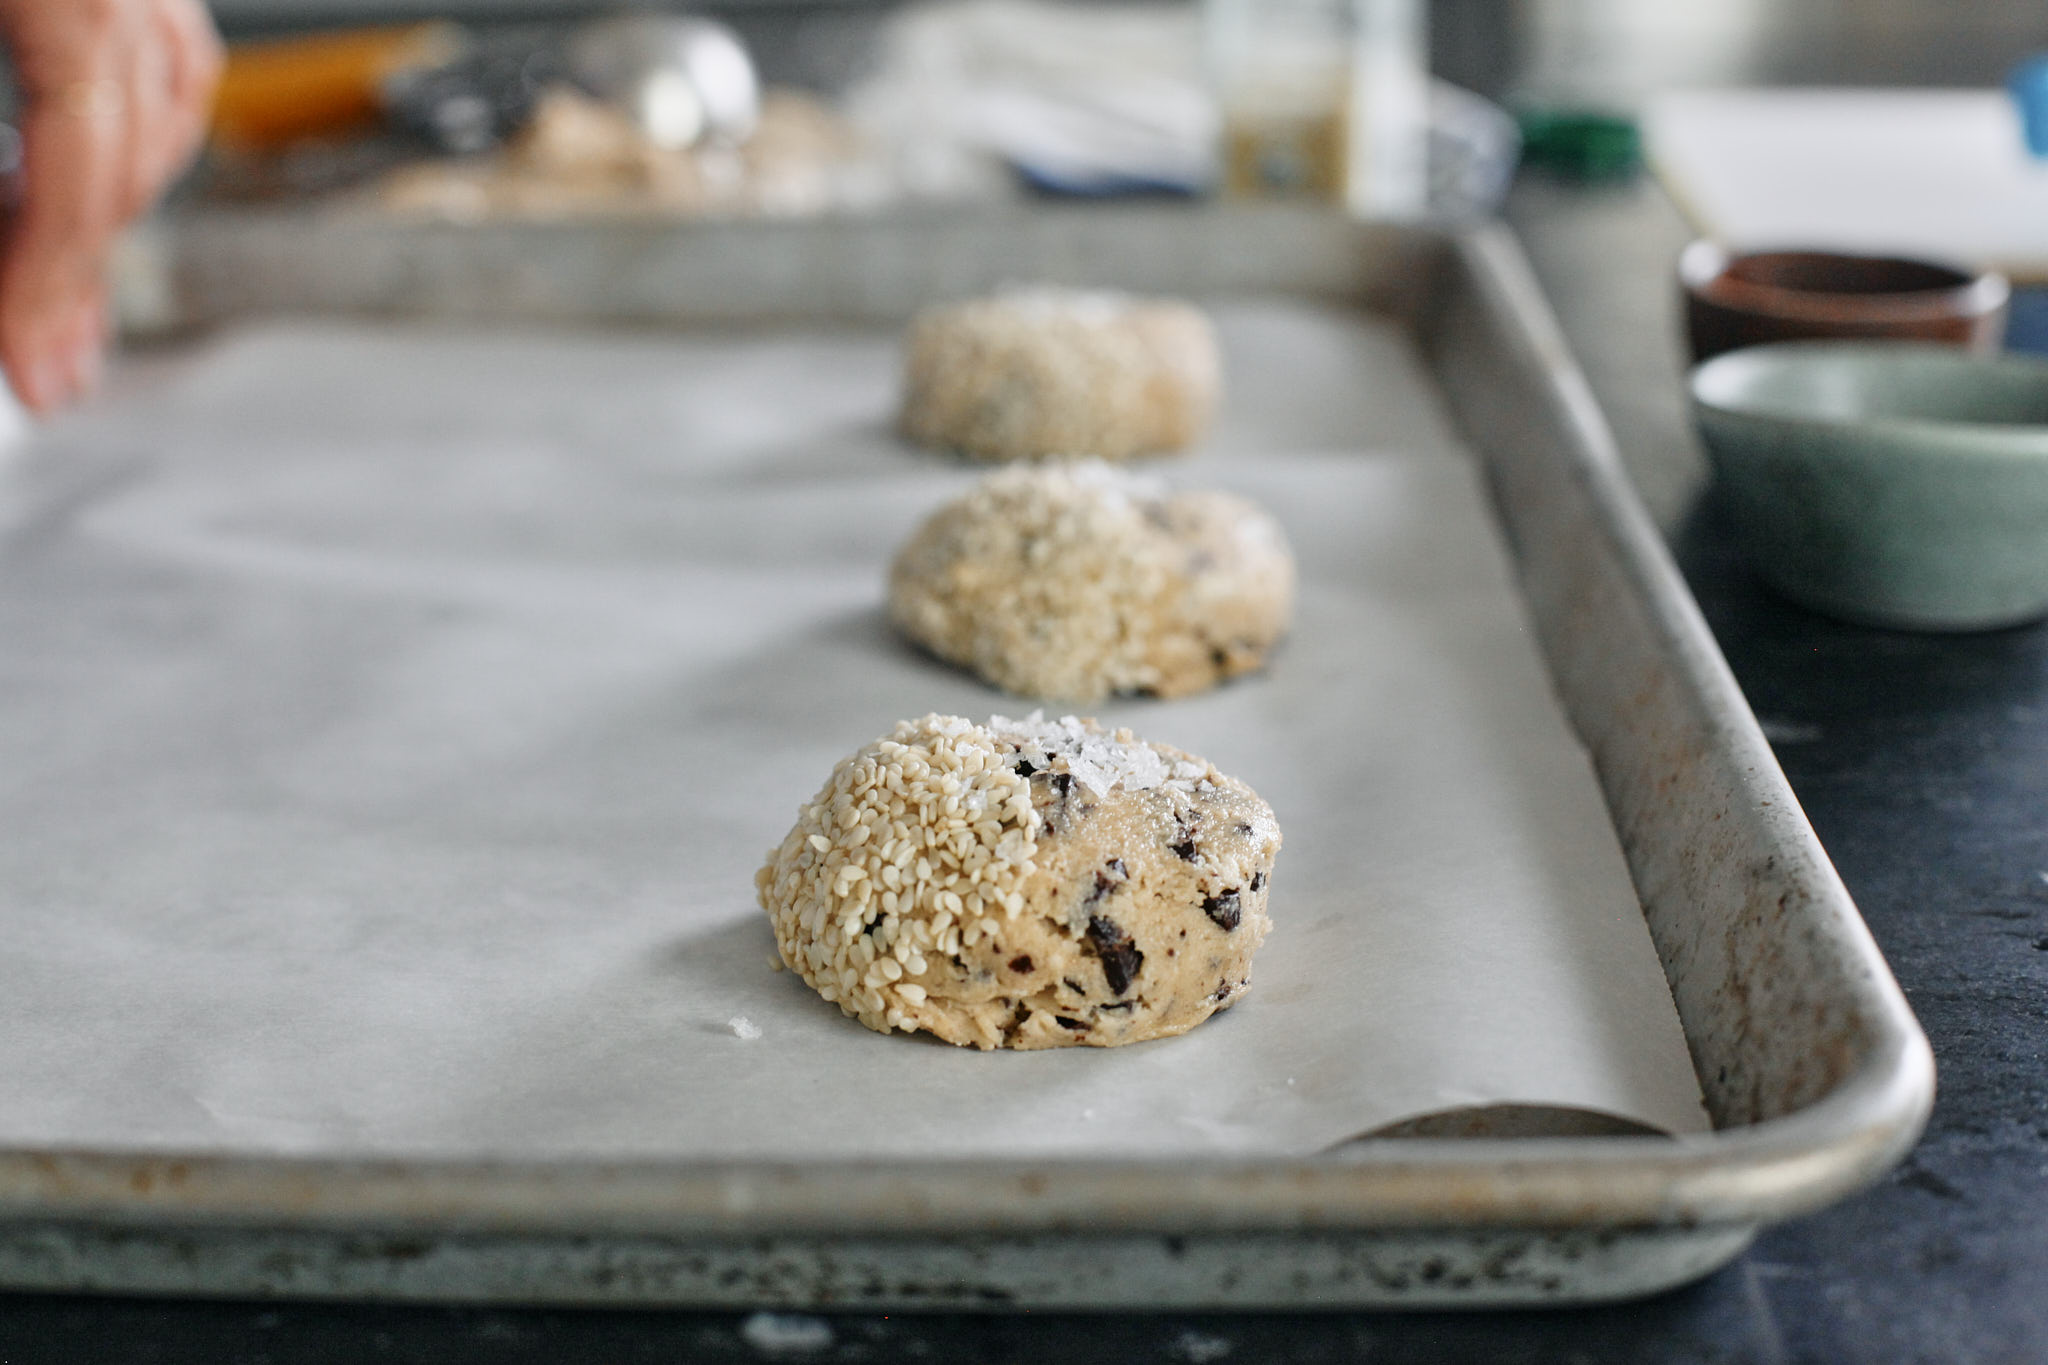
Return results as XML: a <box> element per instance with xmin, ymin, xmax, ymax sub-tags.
<box><xmin>2</xmin><ymin>205</ymin><xmax>1933</xmax><ymax>1307</ymax></box>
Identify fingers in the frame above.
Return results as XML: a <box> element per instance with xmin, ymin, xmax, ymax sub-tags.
<box><xmin>129</xmin><ymin>0</ymin><xmax>222</xmax><ymax>219</ymax></box>
<box><xmin>59</xmin><ymin>287</ymin><xmax>109</xmax><ymax>399</ymax></box>
<box><xmin>0</xmin><ymin>0</ymin><xmax>221</xmax><ymax>415</ymax></box>
<box><xmin>1</xmin><ymin>79</ymin><xmax>128</xmax><ymax>413</ymax></box>
<box><xmin>120</xmin><ymin>8</ymin><xmax>167</xmax><ymax>220</ymax></box>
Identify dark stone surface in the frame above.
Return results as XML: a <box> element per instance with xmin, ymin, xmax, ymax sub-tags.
<box><xmin>4</xmin><ymin>198</ymin><xmax>2045</xmax><ymax>1364</ymax></box>
<box><xmin>1666</xmin><ymin>492</ymin><xmax>2048</xmax><ymax>1365</ymax></box>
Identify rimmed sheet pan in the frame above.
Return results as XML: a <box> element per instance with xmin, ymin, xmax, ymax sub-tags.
<box><xmin>0</xmin><ymin>207</ymin><xmax>1932</xmax><ymax>1306</ymax></box>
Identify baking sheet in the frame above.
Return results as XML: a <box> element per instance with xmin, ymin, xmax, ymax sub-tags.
<box><xmin>0</xmin><ymin>301</ymin><xmax>1708</xmax><ymax>1161</ymax></box>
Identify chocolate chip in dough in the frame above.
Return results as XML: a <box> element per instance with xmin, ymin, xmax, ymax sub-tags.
<box><xmin>1203</xmin><ymin>890</ymin><xmax>1242</xmax><ymax>931</ymax></box>
<box><xmin>1085</xmin><ymin>915</ymin><xmax>1145</xmax><ymax>996</ymax></box>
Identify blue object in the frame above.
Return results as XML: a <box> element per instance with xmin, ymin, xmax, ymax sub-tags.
<box><xmin>1011</xmin><ymin>161</ymin><xmax>1202</xmax><ymax>199</ymax></box>
<box><xmin>2009</xmin><ymin>287</ymin><xmax>2048</xmax><ymax>355</ymax></box>
<box><xmin>2010</xmin><ymin>55</ymin><xmax>2048</xmax><ymax>157</ymax></box>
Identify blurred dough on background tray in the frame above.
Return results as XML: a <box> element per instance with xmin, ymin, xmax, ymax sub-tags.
<box><xmin>378</xmin><ymin>87</ymin><xmax>881</xmax><ymax>220</ymax></box>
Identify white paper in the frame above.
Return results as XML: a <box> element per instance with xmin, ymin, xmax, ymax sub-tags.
<box><xmin>0</xmin><ymin>303</ymin><xmax>1708</xmax><ymax>1162</ymax></box>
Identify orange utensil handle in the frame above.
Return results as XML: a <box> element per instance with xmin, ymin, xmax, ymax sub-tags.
<box><xmin>209</xmin><ymin>22</ymin><xmax>464</xmax><ymax>150</ymax></box>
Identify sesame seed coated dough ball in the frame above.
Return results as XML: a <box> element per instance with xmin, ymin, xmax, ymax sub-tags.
<box><xmin>755</xmin><ymin>713</ymin><xmax>1280</xmax><ymax>1049</ymax></box>
<box><xmin>888</xmin><ymin>461</ymin><xmax>1296</xmax><ymax>702</ymax></box>
<box><xmin>899</xmin><ymin>288</ymin><xmax>1221</xmax><ymax>462</ymax></box>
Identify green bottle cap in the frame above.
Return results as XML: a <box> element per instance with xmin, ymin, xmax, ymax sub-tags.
<box><xmin>1515</xmin><ymin>108</ymin><xmax>1642</xmax><ymax>182</ymax></box>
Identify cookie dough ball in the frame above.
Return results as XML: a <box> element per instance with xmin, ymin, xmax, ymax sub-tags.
<box><xmin>756</xmin><ymin>713</ymin><xmax>1280</xmax><ymax>1050</ymax></box>
<box><xmin>900</xmin><ymin>288</ymin><xmax>1220</xmax><ymax>462</ymax></box>
<box><xmin>888</xmin><ymin>461</ymin><xmax>1295</xmax><ymax>702</ymax></box>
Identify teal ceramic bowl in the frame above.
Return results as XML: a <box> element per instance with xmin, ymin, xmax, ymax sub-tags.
<box><xmin>1690</xmin><ymin>342</ymin><xmax>2048</xmax><ymax>630</ymax></box>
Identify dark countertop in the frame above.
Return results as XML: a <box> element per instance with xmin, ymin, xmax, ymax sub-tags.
<box><xmin>4</xmin><ymin>179</ymin><xmax>2045</xmax><ymax>1363</ymax></box>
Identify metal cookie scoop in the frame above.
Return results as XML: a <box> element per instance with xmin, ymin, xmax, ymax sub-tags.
<box><xmin>564</xmin><ymin>13</ymin><xmax>760</xmax><ymax>150</ymax></box>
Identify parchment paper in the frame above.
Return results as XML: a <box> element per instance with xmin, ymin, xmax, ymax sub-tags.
<box><xmin>0</xmin><ymin>302</ymin><xmax>1708</xmax><ymax>1160</ymax></box>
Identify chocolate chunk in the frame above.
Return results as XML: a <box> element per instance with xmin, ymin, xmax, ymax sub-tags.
<box><xmin>1008</xmin><ymin>955</ymin><xmax>1034</xmax><ymax>973</ymax></box>
<box><xmin>1210</xmin><ymin>979</ymin><xmax>1241</xmax><ymax>1003</ymax></box>
<box><xmin>1169</xmin><ymin>820</ymin><xmax>1200</xmax><ymax>862</ymax></box>
<box><xmin>1099</xmin><ymin>1001</ymin><xmax>1134</xmax><ymax>1013</ymax></box>
<box><xmin>1084</xmin><ymin>857</ymin><xmax>1129</xmax><ymax>907</ymax></box>
<box><xmin>1014</xmin><ymin>758</ymin><xmax>1037</xmax><ymax>777</ymax></box>
<box><xmin>1209</xmin><ymin>645</ymin><xmax>1230</xmax><ymax>668</ymax></box>
<box><xmin>1237</xmin><ymin>822</ymin><xmax>1254</xmax><ymax>835</ymax></box>
<box><xmin>1055</xmin><ymin>1015</ymin><xmax>1090</xmax><ymax>1031</ymax></box>
<box><xmin>1063</xmin><ymin>977</ymin><xmax>1085</xmax><ymax>995</ymax></box>
<box><xmin>1250</xmin><ymin>870</ymin><xmax>1266</xmax><ymax>892</ymax></box>
<box><xmin>1203</xmin><ymin>890</ymin><xmax>1242</xmax><ymax>931</ymax></box>
<box><xmin>1042</xmin><ymin>771</ymin><xmax>1082</xmax><ymax>834</ymax></box>
<box><xmin>1085</xmin><ymin>915</ymin><xmax>1144</xmax><ymax>996</ymax></box>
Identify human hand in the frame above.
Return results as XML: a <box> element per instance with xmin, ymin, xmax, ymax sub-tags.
<box><xmin>0</xmin><ymin>0</ymin><xmax>222</xmax><ymax>414</ymax></box>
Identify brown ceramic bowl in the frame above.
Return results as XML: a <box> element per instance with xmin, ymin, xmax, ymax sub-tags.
<box><xmin>1680</xmin><ymin>241</ymin><xmax>2009</xmax><ymax>364</ymax></box>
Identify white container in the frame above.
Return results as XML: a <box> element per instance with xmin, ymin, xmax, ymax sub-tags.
<box><xmin>1205</xmin><ymin>0</ymin><xmax>1427</xmax><ymax>216</ymax></box>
